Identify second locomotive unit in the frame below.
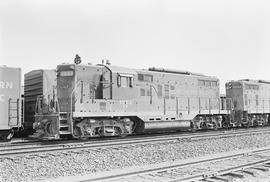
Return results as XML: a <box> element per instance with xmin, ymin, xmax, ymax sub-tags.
<box><xmin>226</xmin><ymin>79</ymin><xmax>270</xmax><ymax>127</ymax></box>
<box><xmin>33</xmin><ymin>62</ymin><xmax>232</xmax><ymax>139</ymax></box>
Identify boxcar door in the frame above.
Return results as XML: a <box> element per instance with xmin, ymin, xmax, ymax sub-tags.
<box><xmin>8</xmin><ymin>98</ymin><xmax>20</xmax><ymax>126</ymax></box>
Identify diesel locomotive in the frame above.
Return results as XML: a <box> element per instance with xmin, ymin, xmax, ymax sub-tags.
<box><xmin>32</xmin><ymin>62</ymin><xmax>234</xmax><ymax>139</ymax></box>
<box><xmin>226</xmin><ymin>79</ymin><xmax>270</xmax><ymax>127</ymax></box>
<box><xmin>1</xmin><ymin>62</ymin><xmax>270</xmax><ymax>141</ymax></box>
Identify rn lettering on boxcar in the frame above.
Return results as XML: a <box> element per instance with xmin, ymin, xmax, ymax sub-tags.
<box><xmin>0</xmin><ymin>81</ymin><xmax>13</xmax><ymax>89</ymax></box>
<box><xmin>0</xmin><ymin>81</ymin><xmax>13</xmax><ymax>102</ymax></box>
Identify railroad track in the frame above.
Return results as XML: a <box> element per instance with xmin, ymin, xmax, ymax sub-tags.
<box><xmin>74</xmin><ymin>146</ymin><xmax>270</xmax><ymax>182</ymax></box>
<box><xmin>4</xmin><ymin>126</ymin><xmax>270</xmax><ymax>148</ymax></box>
<box><xmin>1</xmin><ymin>127</ymin><xmax>270</xmax><ymax>158</ymax></box>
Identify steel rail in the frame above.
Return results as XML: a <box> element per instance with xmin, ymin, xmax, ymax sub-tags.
<box><xmin>3</xmin><ymin>126</ymin><xmax>270</xmax><ymax>147</ymax></box>
<box><xmin>176</xmin><ymin>159</ymin><xmax>270</xmax><ymax>182</ymax></box>
<box><xmin>78</xmin><ymin>147</ymin><xmax>270</xmax><ymax>182</ymax></box>
<box><xmin>2</xmin><ymin>126</ymin><xmax>270</xmax><ymax>148</ymax></box>
<box><xmin>171</xmin><ymin>152</ymin><xmax>270</xmax><ymax>181</ymax></box>
<box><xmin>1</xmin><ymin>127</ymin><xmax>270</xmax><ymax>157</ymax></box>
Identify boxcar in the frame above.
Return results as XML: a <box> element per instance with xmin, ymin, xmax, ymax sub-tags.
<box><xmin>0</xmin><ymin>66</ymin><xmax>21</xmax><ymax>140</ymax></box>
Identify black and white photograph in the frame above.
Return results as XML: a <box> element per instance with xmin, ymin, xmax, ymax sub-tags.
<box><xmin>1</xmin><ymin>0</ymin><xmax>270</xmax><ymax>181</ymax></box>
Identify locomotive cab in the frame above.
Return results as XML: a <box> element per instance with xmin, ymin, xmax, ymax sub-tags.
<box><xmin>71</xmin><ymin>64</ymin><xmax>137</xmax><ymax>138</ymax></box>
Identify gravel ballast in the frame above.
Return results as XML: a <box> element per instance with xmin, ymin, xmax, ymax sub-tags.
<box><xmin>1</xmin><ymin>132</ymin><xmax>270</xmax><ymax>181</ymax></box>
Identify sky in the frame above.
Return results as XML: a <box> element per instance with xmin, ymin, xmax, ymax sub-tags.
<box><xmin>0</xmin><ymin>0</ymin><xmax>270</xmax><ymax>93</ymax></box>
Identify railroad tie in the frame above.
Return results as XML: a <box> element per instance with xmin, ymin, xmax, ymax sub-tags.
<box><xmin>202</xmin><ymin>179</ymin><xmax>220</xmax><ymax>182</ymax></box>
<box><xmin>212</xmin><ymin>176</ymin><xmax>230</xmax><ymax>182</ymax></box>
<box><xmin>226</xmin><ymin>171</ymin><xmax>244</xmax><ymax>178</ymax></box>
<box><xmin>252</xmin><ymin>166</ymin><xmax>269</xmax><ymax>171</ymax></box>
<box><xmin>263</xmin><ymin>163</ymin><xmax>270</xmax><ymax>168</ymax></box>
<box><xmin>242</xmin><ymin>169</ymin><xmax>255</xmax><ymax>176</ymax></box>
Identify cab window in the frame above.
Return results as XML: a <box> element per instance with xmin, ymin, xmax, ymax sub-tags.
<box><xmin>117</xmin><ymin>74</ymin><xmax>133</xmax><ymax>87</ymax></box>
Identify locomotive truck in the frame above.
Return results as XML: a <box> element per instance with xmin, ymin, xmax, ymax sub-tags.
<box><xmin>33</xmin><ymin>62</ymin><xmax>233</xmax><ymax>139</ymax></box>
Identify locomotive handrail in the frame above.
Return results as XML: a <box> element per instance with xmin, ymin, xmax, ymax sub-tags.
<box><xmin>16</xmin><ymin>98</ymin><xmax>19</xmax><ymax>125</ymax></box>
<box><xmin>149</xmin><ymin>85</ymin><xmax>158</xmax><ymax>104</ymax></box>
<box><xmin>69</xmin><ymin>88</ymin><xmax>76</xmax><ymax>133</ymax></box>
<box><xmin>35</xmin><ymin>95</ymin><xmax>59</xmax><ymax>114</ymax></box>
<box><xmin>70</xmin><ymin>88</ymin><xmax>75</xmax><ymax>114</ymax></box>
<box><xmin>8</xmin><ymin>98</ymin><xmax>11</xmax><ymax>125</ymax></box>
<box><xmin>21</xmin><ymin>97</ymin><xmax>24</xmax><ymax>125</ymax></box>
<box><xmin>218</xmin><ymin>97</ymin><xmax>220</xmax><ymax>114</ymax></box>
<box><xmin>35</xmin><ymin>95</ymin><xmax>43</xmax><ymax>114</ymax></box>
<box><xmin>199</xmin><ymin>97</ymin><xmax>201</xmax><ymax>114</ymax></box>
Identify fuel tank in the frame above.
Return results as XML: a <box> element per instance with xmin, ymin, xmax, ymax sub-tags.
<box><xmin>138</xmin><ymin>120</ymin><xmax>191</xmax><ymax>132</ymax></box>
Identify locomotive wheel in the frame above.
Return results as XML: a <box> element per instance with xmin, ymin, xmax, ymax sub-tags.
<box><xmin>262</xmin><ymin>119</ymin><xmax>266</xmax><ymax>126</ymax></box>
<box><xmin>257</xmin><ymin>119</ymin><xmax>264</xmax><ymax>127</ymax></box>
<box><xmin>115</xmin><ymin>127</ymin><xmax>128</xmax><ymax>137</ymax></box>
<box><xmin>74</xmin><ymin>127</ymin><xmax>85</xmax><ymax>139</ymax></box>
<box><xmin>120</xmin><ymin>133</ymin><xmax>128</xmax><ymax>138</ymax></box>
<box><xmin>190</xmin><ymin>121</ymin><xmax>197</xmax><ymax>132</ymax></box>
<box><xmin>241</xmin><ymin>122</ymin><xmax>248</xmax><ymax>128</ymax></box>
<box><xmin>241</xmin><ymin>118</ymin><xmax>249</xmax><ymax>127</ymax></box>
<box><xmin>213</xmin><ymin>122</ymin><xmax>218</xmax><ymax>130</ymax></box>
<box><xmin>0</xmin><ymin>130</ymin><xmax>13</xmax><ymax>141</ymax></box>
<box><xmin>45</xmin><ymin>121</ymin><xmax>55</xmax><ymax>135</ymax></box>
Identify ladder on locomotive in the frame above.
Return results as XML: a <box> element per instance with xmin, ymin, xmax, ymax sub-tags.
<box><xmin>58</xmin><ymin>88</ymin><xmax>75</xmax><ymax>137</ymax></box>
<box><xmin>59</xmin><ymin>112</ymin><xmax>73</xmax><ymax>136</ymax></box>
<box><xmin>8</xmin><ymin>98</ymin><xmax>19</xmax><ymax>126</ymax></box>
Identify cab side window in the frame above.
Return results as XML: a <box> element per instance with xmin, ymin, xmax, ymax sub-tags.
<box><xmin>117</xmin><ymin>74</ymin><xmax>133</xmax><ymax>87</ymax></box>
